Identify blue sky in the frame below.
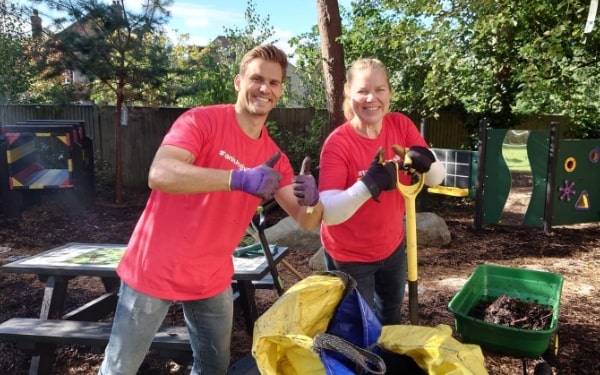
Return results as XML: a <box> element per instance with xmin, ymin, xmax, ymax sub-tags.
<box><xmin>165</xmin><ymin>0</ymin><xmax>327</xmax><ymax>56</ymax></box>
<box><xmin>28</xmin><ymin>0</ymin><xmax>353</xmax><ymax>61</ymax></box>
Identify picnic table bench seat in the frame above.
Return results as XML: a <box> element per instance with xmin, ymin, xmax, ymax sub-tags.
<box><xmin>0</xmin><ymin>317</ymin><xmax>193</xmax><ymax>364</ymax></box>
<box><xmin>0</xmin><ymin>311</ymin><xmax>258</xmax><ymax>374</ymax></box>
<box><xmin>0</xmin><ymin>290</ymin><xmax>249</xmax><ymax>369</ymax></box>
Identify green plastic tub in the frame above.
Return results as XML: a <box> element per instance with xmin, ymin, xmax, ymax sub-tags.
<box><xmin>448</xmin><ymin>264</ymin><xmax>563</xmax><ymax>358</ymax></box>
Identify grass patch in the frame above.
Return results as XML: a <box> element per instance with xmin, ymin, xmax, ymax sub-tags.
<box><xmin>502</xmin><ymin>145</ymin><xmax>531</xmax><ymax>172</ymax></box>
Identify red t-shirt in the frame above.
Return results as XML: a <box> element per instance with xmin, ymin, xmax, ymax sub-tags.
<box><xmin>319</xmin><ymin>112</ymin><xmax>428</xmax><ymax>263</ymax></box>
<box><xmin>117</xmin><ymin>104</ymin><xmax>293</xmax><ymax>300</ymax></box>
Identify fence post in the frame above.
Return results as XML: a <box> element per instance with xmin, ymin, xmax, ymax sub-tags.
<box><xmin>473</xmin><ymin>118</ymin><xmax>489</xmax><ymax>230</ymax></box>
<box><xmin>543</xmin><ymin>122</ymin><xmax>559</xmax><ymax>232</ymax></box>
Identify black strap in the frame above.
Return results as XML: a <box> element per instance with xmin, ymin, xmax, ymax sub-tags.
<box><xmin>313</xmin><ymin>333</ymin><xmax>386</xmax><ymax>375</ymax></box>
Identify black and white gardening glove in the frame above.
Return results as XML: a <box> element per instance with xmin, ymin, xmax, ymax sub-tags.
<box><xmin>392</xmin><ymin>144</ymin><xmax>445</xmax><ymax>186</ymax></box>
<box><xmin>404</xmin><ymin>146</ymin><xmax>436</xmax><ymax>174</ymax></box>
<box><xmin>361</xmin><ymin>147</ymin><xmax>398</xmax><ymax>201</ymax></box>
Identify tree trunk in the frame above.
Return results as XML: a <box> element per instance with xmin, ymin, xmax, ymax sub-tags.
<box><xmin>316</xmin><ymin>0</ymin><xmax>345</xmax><ymax>137</ymax></box>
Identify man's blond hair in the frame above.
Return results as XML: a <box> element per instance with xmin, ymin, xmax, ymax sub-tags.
<box><xmin>239</xmin><ymin>44</ymin><xmax>288</xmax><ymax>81</ymax></box>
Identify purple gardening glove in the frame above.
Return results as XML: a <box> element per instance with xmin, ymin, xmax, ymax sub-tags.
<box><xmin>230</xmin><ymin>152</ymin><xmax>282</xmax><ymax>200</ymax></box>
<box><xmin>292</xmin><ymin>157</ymin><xmax>319</xmax><ymax>206</ymax></box>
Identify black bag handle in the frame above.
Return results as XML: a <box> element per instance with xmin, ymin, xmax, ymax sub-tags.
<box><xmin>314</xmin><ymin>270</ymin><xmax>357</xmax><ymax>300</ymax></box>
<box><xmin>313</xmin><ymin>333</ymin><xmax>386</xmax><ymax>375</ymax></box>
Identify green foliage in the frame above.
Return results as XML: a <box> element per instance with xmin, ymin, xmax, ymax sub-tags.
<box><xmin>263</xmin><ymin>116</ymin><xmax>323</xmax><ymax>177</ymax></box>
<box><xmin>27</xmin><ymin>0</ymin><xmax>174</xmax><ymax>203</ymax></box>
<box><xmin>288</xmin><ymin>26</ymin><xmax>327</xmax><ymax>109</ymax></box>
<box><xmin>171</xmin><ymin>0</ymin><xmax>282</xmax><ymax>107</ymax></box>
<box><xmin>292</xmin><ymin>0</ymin><xmax>600</xmax><ymax>139</ymax></box>
<box><xmin>272</xmin><ymin>114</ymin><xmax>326</xmax><ymax>180</ymax></box>
<box><xmin>90</xmin><ymin>31</ymin><xmax>175</xmax><ymax>106</ymax></box>
<box><xmin>171</xmin><ymin>39</ymin><xmax>239</xmax><ymax>106</ymax></box>
<box><xmin>0</xmin><ymin>36</ymin><xmax>32</xmax><ymax>103</ymax></box>
<box><xmin>0</xmin><ymin>1</ymin><xmax>34</xmax><ymax>103</ymax></box>
<box><xmin>30</xmin><ymin>0</ymin><xmax>173</xmax><ymax>106</ymax></box>
<box><xmin>27</xmin><ymin>80</ymin><xmax>80</xmax><ymax>104</ymax></box>
<box><xmin>264</xmin><ymin>120</ymin><xmax>279</xmax><ymax>135</ymax></box>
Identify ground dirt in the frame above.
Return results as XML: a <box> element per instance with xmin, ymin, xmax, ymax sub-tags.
<box><xmin>0</xmin><ymin>173</ymin><xmax>598</xmax><ymax>375</ymax></box>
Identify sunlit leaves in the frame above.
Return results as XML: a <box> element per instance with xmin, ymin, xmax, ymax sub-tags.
<box><xmin>0</xmin><ymin>1</ymin><xmax>34</xmax><ymax>103</ymax></box>
<box><xmin>331</xmin><ymin>0</ymin><xmax>600</xmax><ymax>135</ymax></box>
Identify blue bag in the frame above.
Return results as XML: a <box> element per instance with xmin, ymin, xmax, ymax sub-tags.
<box><xmin>252</xmin><ymin>271</ymin><xmax>386</xmax><ymax>375</ymax></box>
<box><xmin>325</xmin><ymin>271</ymin><xmax>382</xmax><ymax>346</ymax></box>
<box><xmin>316</xmin><ymin>271</ymin><xmax>384</xmax><ymax>374</ymax></box>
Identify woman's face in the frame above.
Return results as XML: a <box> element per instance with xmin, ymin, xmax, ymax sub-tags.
<box><xmin>348</xmin><ymin>67</ymin><xmax>391</xmax><ymax>127</ymax></box>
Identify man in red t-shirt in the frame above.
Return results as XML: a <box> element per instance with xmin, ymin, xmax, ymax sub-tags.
<box><xmin>99</xmin><ymin>45</ymin><xmax>321</xmax><ymax>375</ymax></box>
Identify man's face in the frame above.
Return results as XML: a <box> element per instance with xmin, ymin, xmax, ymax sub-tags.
<box><xmin>234</xmin><ymin>59</ymin><xmax>284</xmax><ymax>116</ymax></box>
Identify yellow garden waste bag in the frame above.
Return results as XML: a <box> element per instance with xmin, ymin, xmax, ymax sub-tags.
<box><xmin>252</xmin><ymin>273</ymin><xmax>343</xmax><ymax>374</ymax></box>
<box><xmin>252</xmin><ymin>271</ymin><xmax>384</xmax><ymax>375</ymax></box>
<box><xmin>377</xmin><ymin>324</ymin><xmax>488</xmax><ymax>375</ymax></box>
<box><xmin>252</xmin><ymin>271</ymin><xmax>487</xmax><ymax>375</ymax></box>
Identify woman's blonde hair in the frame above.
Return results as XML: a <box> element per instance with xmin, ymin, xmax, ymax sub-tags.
<box><xmin>342</xmin><ymin>58</ymin><xmax>391</xmax><ymax>121</ymax></box>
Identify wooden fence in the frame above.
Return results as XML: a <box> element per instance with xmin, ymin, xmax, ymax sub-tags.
<box><xmin>0</xmin><ymin>104</ymin><xmax>569</xmax><ymax>187</ymax></box>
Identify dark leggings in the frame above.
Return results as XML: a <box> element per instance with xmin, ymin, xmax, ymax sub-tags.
<box><xmin>323</xmin><ymin>241</ymin><xmax>407</xmax><ymax>325</ymax></box>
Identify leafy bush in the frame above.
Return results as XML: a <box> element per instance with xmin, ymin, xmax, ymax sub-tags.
<box><xmin>270</xmin><ymin>115</ymin><xmax>325</xmax><ymax>180</ymax></box>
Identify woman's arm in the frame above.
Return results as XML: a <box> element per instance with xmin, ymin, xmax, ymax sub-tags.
<box><xmin>320</xmin><ymin>182</ymin><xmax>371</xmax><ymax>225</ymax></box>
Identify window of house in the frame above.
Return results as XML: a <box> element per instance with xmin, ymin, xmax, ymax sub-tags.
<box><xmin>64</xmin><ymin>70</ymin><xmax>74</xmax><ymax>84</ymax></box>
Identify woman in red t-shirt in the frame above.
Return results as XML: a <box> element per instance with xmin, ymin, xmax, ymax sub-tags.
<box><xmin>319</xmin><ymin>58</ymin><xmax>445</xmax><ymax>324</ymax></box>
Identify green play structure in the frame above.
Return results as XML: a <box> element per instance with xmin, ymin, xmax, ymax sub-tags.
<box><xmin>429</xmin><ymin>121</ymin><xmax>599</xmax><ymax>231</ymax></box>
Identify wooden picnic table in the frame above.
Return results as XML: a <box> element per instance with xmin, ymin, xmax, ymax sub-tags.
<box><xmin>0</xmin><ymin>242</ymin><xmax>287</xmax><ymax>375</ymax></box>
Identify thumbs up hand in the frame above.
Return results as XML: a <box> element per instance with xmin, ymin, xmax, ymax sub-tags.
<box><xmin>299</xmin><ymin>156</ymin><xmax>312</xmax><ymax>175</ymax></box>
<box><xmin>293</xmin><ymin>157</ymin><xmax>319</xmax><ymax>207</ymax></box>
<box><xmin>229</xmin><ymin>152</ymin><xmax>282</xmax><ymax>200</ymax></box>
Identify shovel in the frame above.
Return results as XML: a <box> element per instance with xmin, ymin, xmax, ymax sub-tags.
<box><xmin>251</xmin><ymin>206</ymin><xmax>286</xmax><ymax>296</ymax></box>
<box><xmin>392</xmin><ymin>146</ymin><xmax>426</xmax><ymax>325</ymax></box>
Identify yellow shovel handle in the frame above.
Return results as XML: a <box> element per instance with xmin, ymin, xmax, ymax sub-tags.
<box><xmin>397</xmin><ymin>176</ymin><xmax>425</xmax><ymax>282</ymax></box>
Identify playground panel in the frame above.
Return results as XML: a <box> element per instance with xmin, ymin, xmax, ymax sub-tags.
<box><xmin>481</xmin><ymin>129</ymin><xmax>512</xmax><ymax>225</ymax></box>
<box><xmin>2</xmin><ymin>128</ymin><xmax>74</xmax><ymax>189</ymax></box>
<box><xmin>429</xmin><ymin>148</ymin><xmax>478</xmax><ymax>199</ymax></box>
<box><xmin>428</xmin><ymin>124</ymin><xmax>598</xmax><ymax>230</ymax></box>
<box><xmin>522</xmin><ymin>130</ymin><xmax>551</xmax><ymax>227</ymax></box>
<box><xmin>483</xmin><ymin>127</ymin><xmax>599</xmax><ymax>228</ymax></box>
<box><xmin>0</xmin><ymin>120</ymin><xmax>94</xmax><ymax>217</ymax></box>
<box><xmin>551</xmin><ymin>139</ymin><xmax>600</xmax><ymax>226</ymax></box>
